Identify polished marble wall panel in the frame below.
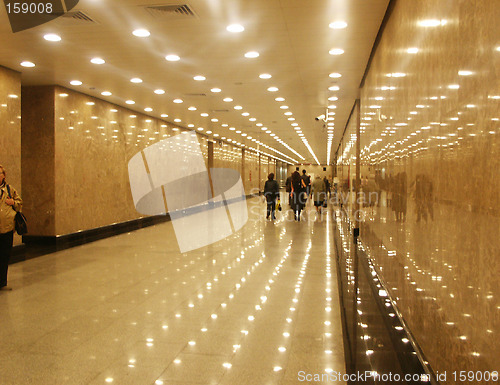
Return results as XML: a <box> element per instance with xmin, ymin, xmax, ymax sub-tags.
<box><xmin>0</xmin><ymin>66</ymin><xmax>22</xmax><ymax>245</ymax></box>
<box><xmin>336</xmin><ymin>0</ymin><xmax>500</xmax><ymax>382</ymax></box>
<box><xmin>213</xmin><ymin>141</ymin><xmax>242</xmax><ymax>173</ymax></box>
<box><xmin>243</xmin><ymin>150</ymin><xmax>260</xmax><ymax>194</ymax></box>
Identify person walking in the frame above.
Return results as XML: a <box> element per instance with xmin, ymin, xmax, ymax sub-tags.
<box><xmin>285</xmin><ymin>174</ymin><xmax>292</xmax><ymax>205</ymax></box>
<box><xmin>263</xmin><ymin>173</ymin><xmax>280</xmax><ymax>220</ymax></box>
<box><xmin>291</xmin><ymin>171</ymin><xmax>306</xmax><ymax>221</ymax></box>
<box><xmin>0</xmin><ymin>165</ymin><xmax>23</xmax><ymax>291</ymax></box>
<box><xmin>301</xmin><ymin>170</ymin><xmax>311</xmax><ymax>200</ymax></box>
<box><xmin>312</xmin><ymin>175</ymin><xmax>327</xmax><ymax>215</ymax></box>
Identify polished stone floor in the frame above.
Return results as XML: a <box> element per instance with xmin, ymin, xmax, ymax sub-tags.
<box><xmin>0</xmin><ymin>197</ymin><xmax>345</xmax><ymax>385</ymax></box>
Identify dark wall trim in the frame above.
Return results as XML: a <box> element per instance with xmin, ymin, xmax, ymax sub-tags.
<box><xmin>359</xmin><ymin>0</ymin><xmax>398</xmax><ymax>89</ymax></box>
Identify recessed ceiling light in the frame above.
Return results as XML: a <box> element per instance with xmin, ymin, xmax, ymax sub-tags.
<box><xmin>211</xmin><ymin>88</ymin><xmax>222</xmax><ymax>93</ymax></box>
<box><xmin>173</xmin><ymin>99</ymin><xmax>183</xmax><ymax>103</ymax></box>
<box><xmin>206</xmin><ymin>130</ymin><xmax>212</xmax><ymax>134</ymax></box>
<box><xmin>130</xmin><ymin>78</ymin><xmax>142</xmax><ymax>83</ymax></box>
<box><xmin>70</xmin><ymin>80</ymin><xmax>82</xmax><ymax>86</ymax></box>
<box><xmin>284</xmin><ymin>112</ymin><xmax>292</xmax><ymax>116</ymax></box>
<box><xmin>223</xmin><ymin>97</ymin><xmax>233</xmax><ymax>102</ymax></box>
<box><xmin>165</xmin><ymin>54</ymin><xmax>180</xmax><ymax>62</ymax></box>
<box><xmin>329</xmin><ymin>21</ymin><xmax>347</xmax><ymax>29</ymax></box>
<box><xmin>133</xmin><ymin>29</ymin><xmax>150</xmax><ymax>37</ymax></box>
<box><xmin>229</xmin><ymin>127</ymin><xmax>236</xmax><ymax>131</ymax></box>
<box><xmin>329</xmin><ymin>73</ymin><xmax>342</xmax><ymax>78</ymax></box>
<box><xmin>245</xmin><ymin>51</ymin><xmax>259</xmax><ymax>58</ymax></box>
<box><xmin>144</xmin><ymin>107</ymin><xmax>153</xmax><ymax>112</ymax></box>
<box><xmin>193</xmin><ymin>75</ymin><xmax>206</xmax><ymax>81</ymax></box>
<box><xmin>227</xmin><ymin>24</ymin><xmax>244</xmax><ymax>33</ymax></box>
<box><xmin>101</xmin><ymin>91</ymin><xmax>112</xmax><ymax>96</ymax></box>
<box><xmin>234</xmin><ymin>105</ymin><xmax>243</xmax><ymax>110</ymax></box>
<box><xmin>20</xmin><ymin>61</ymin><xmax>35</xmax><ymax>67</ymax></box>
<box><xmin>275</xmin><ymin>97</ymin><xmax>285</xmax><ymax>102</ymax></box>
<box><xmin>200</xmin><ymin>113</ymin><xmax>209</xmax><ymax>117</ymax></box>
<box><xmin>259</xmin><ymin>73</ymin><xmax>272</xmax><ymax>79</ymax></box>
<box><xmin>407</xmin><ymin>47</ymin><xmax>419</xmax><ymax>54</ymax></box>
<box><xmin>43</xmin><ymin>33</ymin><xmax>61</xmax><ymax>42</ymax></box>
<box><xmin>90</xmin><ymin>57</ymin><xmax>105</xmax><ymax>64</ymax></box>
<box><xmin>126</xmin><ymin>100</ymin><xmax>135</xmax><ymax>104</ymax></box>
<box><xmin>280</xmin><ymin>105</ymin><xmax>288</xmax><ymax>109</ymax></box>
<box><xmin>329</xmin><ymin>85</ymin><xmax>340</xmax><ymax>91</ymax></box>
<box><xmin>154</xmin><ymin>89</ymin><xmax>165</xmax><ymax>95</ymax></box>
<box><xmin>161</xmin><ymin>114</ymin><xmax>168</xmax><ymax>117</ymax></box>
<box><xmin>242</xmin><ymin>112</ymin><xmax>249</xmax><ymax>116</ymax></box>
<box><xmin>458</xmin><ymin>70</ymin><xmax>474</xmax><ymax>76</ymax></box>
<box><xmin>267</xmin><ymin>87</ymin><xmax>279</xmax><ymax>92</ymax></box>
<box><xmin>188</xmin><ymin>106</ymin><xmax>197</xmax><ymax>111</ymax></box>
<box><xmin>174</xmin><ymin>118</ymin><xmax>181</xmax><ymax>122</ymax></box>
<box><xmin>328</xmin><ymin>96</ymin><xmax>338</xmax><ymax>101</ymax></box>
<box><xmin>211</xmin><ymin>118</ymin><xmax>218</xmax><ymax>122</ymax></box>
<box><xmin>329</xmin><ymin>48</ymin><xmax>344</xmax><ymax>55</ymax></box>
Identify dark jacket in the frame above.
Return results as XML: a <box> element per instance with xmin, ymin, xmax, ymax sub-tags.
<box><xmin>264</xmin><ymin>180</ymin><xmax>280</xmax><ymax>202</ymax></box>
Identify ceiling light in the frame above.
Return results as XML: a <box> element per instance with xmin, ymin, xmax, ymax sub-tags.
<box><xmin>234</xmin><ymin>105</ymin><xmax>243</xmax><ymax>110</ymax></box>
<box><xmin>193</xmin><ymin>75</ymin><xmax>206</xmax><ymax>81</ymax></box>
<box><xmin>329</xmin><ymin>21</ymin><xmax>347</xmax><ymax>29</ymax></box>
<box><xmin>200</xmin><ymin>113</ymin><xmax>208</xmax><ymax>117</ymax></box>
<box><xmin>329</xmin><ymin>48</ymin><xmax>344</xmax><ymax>55</ymax></box>
<box><xmin>259</xmin><ymin>73</ymin><xmax>272</xmax><ymax>79</ymax></box>
<box><xmin>188</xmin><ymin>106</ymin><xmax>197</xmax><ymax>111</ymax></box>
<box><xmin>90</xmin><ymin>58</ymin><xmax>105</xmax><ymax>64</ymax></box>
<box><xmin>245</xmin><ymin>51</ymin><xmax>259</xmax><ymax>58</ymax></box>
<box><xmin>328</xmin><ymin>96</ymin><xmax>338</xmax><ymax>101</ymax></box>
<box><xmin>161</xmin><ymin>114</ymin><xmax>168</xmax><ymax>117</ymax></box>
<box><xmin>144</xmin><ymin>107</ymin><xmax>153</xmax><ymax>112</ymax></box>
<box><xmin>227</xmin><ymin>24</ymin><xmax>244</xmax><ymax>33</ymax></box>
<box><xmin>43</xmin><ymin>33</ymin><xmax>61</xmax><ymax>42</ymax></box>
<box><xmin>165</xmin><ymin>54</ymin><xmax>180</xmax><ymax>61</ymax></box>
<box><xmin>206</xmin><ymin>130</ymin><xmax>212</xmax><ymax>134</ymax></box>
<box><xmin>173</xmin><ymin>99</ymin><xmax>183</xmax><ymax>103</ymax></box>
<box><xmin>267</xmin><ymin>87</ymin><xmax>279</xmax><ymax>92</ymax></box>
<box><xmin>174</xmin><ymin>118</ymin><xmax>181</xmax><ymax>122</ymax></box>
<box><xmin>242</xmin><ymin>112</ymin><xmax>249</xmax><ymax>116</ymax></box>
<box><xmin>275</xmin><ymin>97</ymin><xmax>285</xmax><ymax>102</ymax></box>
<box><xmin>153</xmin><ymin>89</ymin><xmax>165</xmax><ymax>95</ymax></box>
<box><xmin>223</xmin><ymin>97</ymin><xmax>233</xmax><ymax>102</ymax></box>
<box><xmin>407</xmin><ymin>47</ymin><xmax>419</xmax><ymax>54</ymax></box>
<box><xmin>126</xmin><ymin>100</ymin><xmax>135</xmax><ymax>104</ymax></box>
<box><xmin>386</xmin><ymin>72</ymin><xmax>406</xmax><ymax>77</ymax></box>
<box><xmin>280</xmin><ymin>105</ymin><xmax>288</xmax><ymax>109</ymax></box>
<box><xmin>133</xmin><ymin>29</ymin><xmax>150</xmax><ymax>37</ymax></box>
<box><xmin>130</xmin><ymin>78</ymin><xmax>142</xmax><ymax>83</ymax></box>
<box><xmin>229</xmin><ymin>127</ymin><xmax>236</xmax><ymax>131</ymax></box>
<box><xmin>418</xmin><ymin>19</ymin><xmax>446</xmax><ymax>27</ymax></box>
<box><xmin>329</xmin><ymin>85</ymin><xmax>340</xmax><ymax>91</ymax></box>
<box><xmin>101</xmin><ymin>91</ymin><xmax>112</xmax><ymax>96</ymax></box>
<box><xmin>329</xmin><ymin>73</ymin><xmax>342</xmax><ymax>78</ymax></box>
<box><xmin>211</xmin><ymin>88</ymin><xmax>222</xmax><ymax>93</ymax></box>
<box><xmin>284</xmin><ymin>112</ymin><xmax>292</xmax><ymax>116</ymax></box>
<box><xmin>458</xmin><ymin>70</ymin><xmax>473</xmax><ymax>76</ymax></box>
<box><xmin>448</xmin><ymin>84</ymin><xmax>460</xmax><ymax>89</ymax></box>
<box><xmin>70</xmin><ymin>80</ymin><xmax>82</xmax><ymax>86</ymax></box>
<box><xmin>20</xmin><ymin>61</ymin><xmax>35</xmax><ymax>67</ymax></box>
<box><xmin>211</xmin><ymin>118</ymin><xmax>218</xmax><ymax>122</ymax></box>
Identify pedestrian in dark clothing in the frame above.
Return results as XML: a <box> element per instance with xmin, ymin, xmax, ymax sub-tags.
<box><xmin>285</xmin><ymin>175</ymin><xmax>292</xmax><ymax>205</ymax></box>
<box><xmin>264</xmin><ymin>173</ymin><xmax>280</xmax><ymax>220</ymax></box>
<box><xmin>291</xmin><ymin>171</ymin><xmax>306</xmax><ymax>221</ymax></box>
<box><xmin>301</xmin><ymin>170</ymin><xmax>311</xmax><ymax>199</ymax></box>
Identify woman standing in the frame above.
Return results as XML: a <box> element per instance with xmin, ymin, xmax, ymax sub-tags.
<box><xmin>0</xmin><ymin>165</ymin><xmax>22</xmax><ymax>291</ymax></box>
<box><xmin>312</xmin><ymin>175</ymin><xmax>326</xmax><ymax>214</ymax></box>
<box><xmin>290</xmin><ymin>171</ymin><xmax>306</xmax><ymax>221</ymax></box>
<box><xmin>263</xmin><ymin>173</ymin><xmax>280</xmax><ymax>220</ymax></box>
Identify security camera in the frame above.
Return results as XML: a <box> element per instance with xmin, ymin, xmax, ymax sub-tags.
<box><xmin>315</xmin><ymin>114</ymin><xmax>326</xmax><ymax>121</ymax></box>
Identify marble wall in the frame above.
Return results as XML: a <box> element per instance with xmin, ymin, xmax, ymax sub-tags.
<box><xmin>0</xmin><ymin>66</ymin><xmax>21</xmax><ymax>245</ymax></box>
<box><xmin>336</xmin><ymin>0</ymin><xmax>499</xmax><ymax>382</ymax></box>
<box><xmin>22</xmin><ymin>85</ymin><xmax>280</xmax><ymax>236</ymax></box>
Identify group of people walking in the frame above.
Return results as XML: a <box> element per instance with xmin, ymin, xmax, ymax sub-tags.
<box><xmin>264</xmin><ymin>169</ymin><xmax>330</xmax><ymax>221</ymax></box>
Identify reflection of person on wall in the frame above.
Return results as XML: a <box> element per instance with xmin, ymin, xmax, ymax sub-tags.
<box><xmin>413</xmin><ymin>174</ymin><xmax>434</xmax><ymax>222</ymax></box>
<box><xmin>393</xmin><ymin>172</ymin><xmax>407</xmax><ymax>222</ymax></box>
<box><xmin>386</xmin><ymin>173</ymin><xmax>393</xmax><ymax>208</ymax></box>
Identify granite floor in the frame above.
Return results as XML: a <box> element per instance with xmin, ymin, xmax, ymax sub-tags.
<box><xmin>0</xmin><ymin>197</ymin><xmax>345</xmax><ymax>385</ymax></box>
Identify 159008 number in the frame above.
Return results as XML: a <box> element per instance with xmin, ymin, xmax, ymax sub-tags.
<box><xmin>6</xmin><ymin>2</ymin><xmax>54</xmax><ymax>14</ymax></box>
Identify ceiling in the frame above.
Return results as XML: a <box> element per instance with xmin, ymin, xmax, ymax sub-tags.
<box><xmin>0</xmin><ymin>0</ymin><xmax>389</xmax><ymax>164</ymax></box>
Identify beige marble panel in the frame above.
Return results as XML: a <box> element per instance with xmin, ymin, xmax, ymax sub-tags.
<box><xmin>347</xmin><ymin>0</ymin><xmax>499</xmax><ymax>382</ymax></box>
<box><xmin>0</xmin><ymin>66</ymin><xmax>22</xmax><ymax>244</ymax></box>
<box><xmin>243</xmin><ymin>150</ymin><xmax>260</xmax><ymax>195</ymax></box>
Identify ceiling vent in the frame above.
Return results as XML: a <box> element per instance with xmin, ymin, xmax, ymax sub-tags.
<box><xmin>184</xmin><ymin>93</ymin><xmax>206</xmax><ymax>97</ymax></box>
<box><xmin>60</xmin><ymin>10</ymin><xmax>97</xmax><ymax>23</ymax></box>
<box><xmin>211</xmin><ymin>109</ymin><xmax>229</xmax><ymax>113</ymax></box>
<box><xmin>143</xmin><ymin>4</ymin><xmax>197</xmax><ymax>19</ymax></box>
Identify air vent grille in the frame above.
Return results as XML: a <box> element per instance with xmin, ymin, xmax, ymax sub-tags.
<box><xmin>144</xmin><ymin>4</ymin><xmax>196</xmax><ymax>19</ymax></box>
<box><xmin>184</xmin><ymin>93</ymin><xmax>206</xmax><ymax>97</ymax></box>
<box><xmin>211</xmin><ymin>109</ymin><xmax>229</xmax><ymax>113</ymax></box>
<box><xmin>60</xmin><ymin>10</ymin><xmax>96</xmax><ymax>23</ymax></box>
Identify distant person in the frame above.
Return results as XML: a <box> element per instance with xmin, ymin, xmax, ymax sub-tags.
<box><xmin>285</xmin><ymin>174</ymin><xmax>292</xmax><ymax>205</ymax></box>
<box><xmin>323</xmin><ymin>176</ymin><xmax>330</xmax><ymax>198</ymax></box>
<box><xmin>0</xmin><ymin>165</ymin><xmax>23</xmax><ymax>291</ymax></box>
<box><xmin>291</xmin><ymin>171</ymin><xmax>306</xmax><ymax>221</ymax></box>
<box><xmin>311</xmin><ymin>176</ymin><xmax>327</xmax><ymax>214</ymax></box>
<box><xmin>301</xmin><ymin>169</ymin><xmax>311</xmax><ymax>199</ymax></box>
<box><xmin>263</xmin><ymin>173</ymin><xmax>279</xmax><ymax>220</ymax></box>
